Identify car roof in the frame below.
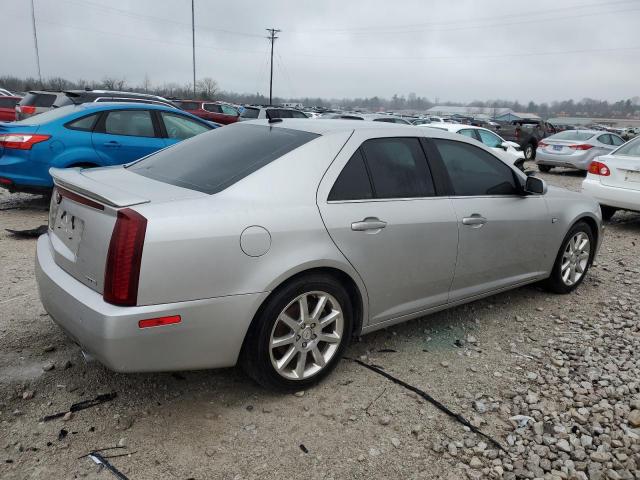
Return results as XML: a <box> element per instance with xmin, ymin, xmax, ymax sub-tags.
<box><xmin>70</xmin><ymin>101</ymin><xmax>179</xmax><ymax>111</ymax></box>
<box><xmin>241</xmin><ymin>118</ymin><xmax>444</xmax><ymax>135</ymax></box>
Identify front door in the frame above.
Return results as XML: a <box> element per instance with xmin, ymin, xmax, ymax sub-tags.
<box><xmin>92</xmin><ymin>109</ymin><xmax>165</xmax><ymax>165</ymax></box>
<box><xmin>431</xmin><ymin>138</ymin><xmax>551</xmax><ymax>301</ymax></box>
<box><xmin>318</xmin><ymin>135</ymin><xmax>459</xmax><ymax>325</ymax></box>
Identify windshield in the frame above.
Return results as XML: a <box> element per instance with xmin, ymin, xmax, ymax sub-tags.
<box><xmin>549</xmin><ymin>131</ymin><xmax>595</xmax><ymax>141</ymax></box>
<box><xmin>129</xmin><ymin>124</ymin><xmax>319</xmax><ymax>194</ymax></box>
<box><xmin>613</xmin><ymin>137</ymin><xmax>640</xmax><ymax>157</ymax></box>
<box><xmin>12</xmin><ymin>104</ymin><xmax>77</xmax><ymax>125</ymax></box>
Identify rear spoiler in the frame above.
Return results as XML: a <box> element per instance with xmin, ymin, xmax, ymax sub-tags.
<box><xmin>50</xmin><ymin>167</ymin><xmax>149</xmax><ymax>208</ymax></box>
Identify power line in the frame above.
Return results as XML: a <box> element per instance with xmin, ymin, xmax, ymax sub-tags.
<box><xmin>30</xmin><ymin>0</ymin><xmax>42</xmax><ymax>85</ymax></box>
<box><xmin>191</xmin><ymin>0</ymin><xmax>196</xmax><ymax>98</ymax></box>
<box><xmin>266</xmin><ymin>28</ymin><xmax>281</xmax><ymax>106</ymax></box>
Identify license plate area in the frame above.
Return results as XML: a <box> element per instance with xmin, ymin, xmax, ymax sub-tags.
<box><xmin>553</xmin><ymin>145</ymin><xmax>563</xmax><ymax>151</ymax></box>
<box><xmin>51</xmin><ymin>203</ymin><xmax>85</xmax><ymax>257</ymax></box>
<box><xmin>624</xmin><ymin>170</ymin><xmax>640</xmax><ymax>183</ymax></box>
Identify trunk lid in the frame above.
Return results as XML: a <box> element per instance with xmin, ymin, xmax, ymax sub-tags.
<box><xmin>541</xmin><ymin>139</ymin><xmax>584</xmax><ymax>156</ymax></box>
<box><xmin>48</xmin><ymin>166</ymin><xmax>207</xmax><ymax>294</ymax></box>
<box><xmin>599</xmin><ymin>154</ymin><xmax>640</xmax><ymax>188</ymax></box>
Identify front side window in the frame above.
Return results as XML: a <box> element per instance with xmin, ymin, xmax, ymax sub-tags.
<box><xmin>477</xmin><ymin>129</ymin><xmax>503</xmax><ymax>148</ymax></box>
<box><xmin>220</xmin><ymin>105</ymin><xmax>238</xmax><ymax>116</ymax></box>
<box><xmin>433</xmin><ymin>139</ymin><xmax>518</xmax><ymax>196</ymax></box>
<box><xmin>361</xmin><ymin>138</ymin><xmax>435</xmax><ymax>199</ymax></box>
<box><xmin>240</xmin><ymin>107</ymin><xmax>259</xmax><ymax>119</ymax></box>
<box><xmin>129</xmin><ymin>124</ymin><xmax>318</xmax><ymax>194</ymax></box>
<box><xmin>103</xmin><ymin>110</ymin><xmax>155</xmax><ymax>137</ymax></box>
<box><xmin>290</xmin><ymin>110</ymin><xmax>308</xmax><ymax>118</ymax></box>
<box><xmin>328</xmin><ymin>150</ymin><xmax>373</xmax><ymax>201</ymax></box>
<box><xmin>161</xmin><ymin>112</ymin><xmax>210</xmax><ymax>140</ymax></box>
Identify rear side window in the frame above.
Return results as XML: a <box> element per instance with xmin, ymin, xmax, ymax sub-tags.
<box><xmin>102</xmin><ymin>110</ymin><xmax>155</xmax><ymax>137</ymax></box>
<box><xmin>21</xmin><ymin>92</ymin><xmax>56</xmax><ymax>107</ymax></box>
<box><xmin>240</xmin><ymin>107</ymin><xmax>259</xmax><ymax>119</ymax></box>
<box><xmin>610</xmin><ymin>135</ymin><xmax>625</xmax><ymax>146</ymax></box>
<box><xmin>597</xmin><ymin>134</ymin><xmax>612</xmax><ymax>145</ymax></box>
<box><xmin>433</xmin><ymin>139</ymin><xmax>518</xmax><ymax>196</ymax></box>
<box><xmin>129</xmin><ymin>124</ymin><xmax>319</xmax><ymax>194</ymax></box>
<box><xmin>458</xmin><ymin>129</ymin><xmax>478</xmax><ymax>140</ymax></box>
<box><xmin>290</xmin><ymin>110</ymin><xmax>308</xmax><ymax>119</ymax></box>
<box><xmin>328</xmin><ymin>150</ymin><xmax>373</xmax><ymax>201</ymax></box>
<box><xmin>66</xmin><ymin>113</ymin><xmax>99</xmax><ymax>131</ymax></box>
<box><xmin>203</xmin><ymin>103</ymin><xmax>222</xmax><ymax>113</ymax></box>
<box><xmin>361</xmin><ymin>138</ymin><xmax>435</xmax><ymax>199</ymax></box>
<box><xmin>220</xmin><ymin>105</ymin><xmax>237</xmax><ymax>115</ymax></box>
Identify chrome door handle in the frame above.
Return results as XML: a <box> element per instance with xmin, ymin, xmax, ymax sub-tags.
<box><xmin>462</xmin><ymin>214</ymin><xmax>487</xmax><ymax>227</ymax></box>
<box><xmin>351</xmin><ymin>217</ymin><xmax>387</xmax><ymax>231</ymax></box>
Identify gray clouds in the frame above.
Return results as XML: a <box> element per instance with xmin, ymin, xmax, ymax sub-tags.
<box><xmin>3</xmin><ymin>0</ymin><xmax>639</xmax><ymax>102</ymax></box>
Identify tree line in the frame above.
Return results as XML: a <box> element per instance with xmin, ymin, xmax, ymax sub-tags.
<box><xmin>1</xmin><ymin>75</ymin><xmax>638</xmax><ymax>118</ymax></box>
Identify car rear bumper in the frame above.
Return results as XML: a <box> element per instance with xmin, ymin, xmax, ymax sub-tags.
<box><xmin>582</xmin><ymin>177</ymin><xmax>640</xmax><ymax>212</ymax></box>
<box><xmin>0</xmin><ymin>152</ymin><xmax>53</xmax><ymax>191</ymax></box>
<box><xmin>36</xmin><ymin>234</ymin><xmax>269</xmax><ymax>373</ymax></box>
<box><xmin>535</xmin><ymin>150</ymin><xmax>593</xmax><ymax>170</ymax></box>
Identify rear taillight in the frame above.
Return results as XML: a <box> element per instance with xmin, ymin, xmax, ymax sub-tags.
<box><xmin>0</xmin><ymin>133</ymin><xmax>50</xmax><ymax>150</ymax></box>
<box><xmin>104</xmin><ymin>208</ymin><xmax>147</xmax><ymax>306</ymax></box>
<box><xmin>569</xmin><ymin>144</ymin><xmax>593</xmax><ymax>151</ymax></box>
<box><xmin>588</xmin><ymin>161</ymin><xmax>610</xmax><ymax>176</ymax></box>
<box><xmin>18</xmin><ymin>105</ymin><xmax>36</xmax><ymax>115</ymax></box>
<box><xmin>538</xmin><ymin>141</ymin><xmax>548</xmax><ymax>148</ymax></box>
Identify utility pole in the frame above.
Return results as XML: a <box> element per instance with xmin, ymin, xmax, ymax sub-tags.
<box><xmin>266</xmin><ymin>28</ymin><xmax>280</xmax><ymax>106</ymax></box>
<box><xmin>191</xmin><ymin>0</ymin><xmax>196</xmax><ymax>98</ymax></box>
<box><xmin>30</xmin><ymin>0</ymin><xmax>42</xmax><ymax>86</ymax></box>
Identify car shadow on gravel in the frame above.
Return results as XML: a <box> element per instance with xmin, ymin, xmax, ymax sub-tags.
<box><xmin>0</xmin><ymin>192</ymin><xmax>49</xmax><ymax>211</ymax></box>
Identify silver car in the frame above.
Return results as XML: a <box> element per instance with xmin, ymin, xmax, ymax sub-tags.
<box><xmin>536</xmin><ymin>129</ymin><xmax>625</xmax><ymax>172</ymax></box>
<box><xmin>36</xmin><ymin>120</ymin><xmax>603</xmax><ymax>391</ymax></box>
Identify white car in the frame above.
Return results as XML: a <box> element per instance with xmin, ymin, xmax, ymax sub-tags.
<box><xmin>0</xmin><ymin>88</ymin><xmax>14</xmax><ymax>96</ymax></box>
<box><xmin>582</xmin><ymin>136</ymin><xmax>640</xmax><ymax>220</ymax></box>
<box><xmin>419</xmin><ymin>123</ymin><xmax>526</xmax><ymax>170</ymax></box>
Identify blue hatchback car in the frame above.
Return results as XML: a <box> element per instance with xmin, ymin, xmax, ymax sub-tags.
<box><xmin>0</xmin><ymin>102</ymin><xmax>216</xmax><ymax>193</ymax></box>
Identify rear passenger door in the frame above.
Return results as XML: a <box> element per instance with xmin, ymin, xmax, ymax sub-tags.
<box><xmin>431</xmin><ymin>139</ymin><xmax>552</xmax><ymax>300</ymax></box>
<box><xmin>91</xmin><ymin>109</ymin><xmax>165</xmax><ymax>165</ymax></box>
<box><xmin>317</xmin><ymin>134</ymin><xmax>458</xmax><ymax>325</ymax></box>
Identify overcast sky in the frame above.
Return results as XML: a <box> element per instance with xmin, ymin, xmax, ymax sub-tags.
<box><xmin>4</xmin><ymin>0</ymin><xmax>640</xmax><ymax>103</ymax></box>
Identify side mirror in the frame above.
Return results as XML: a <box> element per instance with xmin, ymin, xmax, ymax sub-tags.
<box><xmin>500</xmin><ymin>141</ymin><xmax>510</xmax><ymax>151</ymax></box>
<box><xmin>524</xmin><ymin>176</ymin><xmax>547</xmax><ymax>195</ymax></box>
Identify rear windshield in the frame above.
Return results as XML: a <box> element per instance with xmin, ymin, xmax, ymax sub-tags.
<box><xmin>550</xmin><ymin>131</ymin><xmax>595</xmax><ymax>141</ymax></box>
<box><xmin>12</xmin><ymin>104</ymin><xmax>77</xmax><ymax>125</ymax></box>
<box><xmin>240</xmin><ymin>107</ymin><xmax>259</xmax><ymax>119</ymax></box>
<box><xmin>0</xmin><ymin>97</ymin><xmax>19</xmax><ymax>108</ymax></box>
<box><xmin>128</xmin><ymin>124</ymin><xmax>319</xmax><ymax>194</ymax></box>
<box><xmin>613</xmin><ymin>137</ymin><xmax>640</xmax><ymax>157</ymax></box>
<box><xmin>20</xmin><ymin>92</ymin><xmax>56</xmax><ymax>107</ymax></box>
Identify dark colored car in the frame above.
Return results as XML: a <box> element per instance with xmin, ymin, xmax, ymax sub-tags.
<box><xmin>174</xmin><ymin>100</ymin><xmax>239</xmax><ymax>125</ymax></box>
<box><xmin>16</xmin><ymin>90</ymin><xmax>177</xmax><ymax>120</ymax></box>
<box><xmin>0</xmin><ymin>96</ymin><xmax>21</xmax><ymax>122</ymax></box>
<box><xmin>492</xmin><ymin>119</ymin><xmax>557</xmax><ymax>160</ymax></box>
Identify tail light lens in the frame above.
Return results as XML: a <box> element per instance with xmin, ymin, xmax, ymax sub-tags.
<box><xmin>569</xmin><ymin>144</ymin><xmax>593</xmax><ymax>151</ymax></box>
<box><xmin>0</xmin><ymin>133</ymin><xmax>50</xmax><ymax>150</ymax></box>
<box><xmin>104</xmin><ymin>208</ymin><xmax>147</xmax><ymax>306</ymax></box>
<box><xmin>17</xmin><ymin>105</ymin><xmax>36</xmax><ymax>115</ymax></box>
<box><xmin>588</xmin><ymin>161</ymin><xmax>610</xmax><ymax>176</ymax></box>
<box><xmin>538</xmin><ymin>141</ymin><xmax>548</xmax><ymax>148</ymax></box>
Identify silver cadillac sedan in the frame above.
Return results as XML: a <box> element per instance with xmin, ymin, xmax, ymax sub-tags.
<box><xmin>36</xmin><ymin>119</ymin><xmax>603</xmax><ymax>391</ymax></box>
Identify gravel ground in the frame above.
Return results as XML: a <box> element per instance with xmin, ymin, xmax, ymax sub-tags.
<box><xmin>0</xmin><ymin>165</ymin><xmax>638</xmax><ymax>480</ymax></box>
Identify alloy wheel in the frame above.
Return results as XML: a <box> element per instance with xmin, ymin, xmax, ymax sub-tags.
<box><xmin>561</xmin><ymin>232</ymin><xmax>590</xmax><ymax>286</ymax></box>
<box><xmin>269</xmin><ymin>291</ymin><xmax>344</xmax><ymax>380</ymax></box>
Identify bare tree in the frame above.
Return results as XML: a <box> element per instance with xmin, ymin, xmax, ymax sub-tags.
<box><xmin>196</xmin><ymin>77</ymin><xmax>219</xmax><ymax>100</ymax></box>
<box><xmin>142</xmin><ymin>73</ymin><xmax>152</xmax><ymax>93</ymax></box>
<box><xmin>102</xmin><ymin>76</ymin><xmax>127</xmax><ymax>90</ymax></box>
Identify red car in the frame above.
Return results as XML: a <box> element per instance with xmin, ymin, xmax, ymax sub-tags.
<box><xmin>0</xmin><ymin>96</ymin><xmax>22</xmax><ymax>122</ymax></box>
<box><xmin>175</xmin><ymin>100</ymin><xmax>239</xmax><ymax>125</ymax></box>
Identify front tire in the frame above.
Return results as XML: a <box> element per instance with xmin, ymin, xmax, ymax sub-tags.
<box><xmin>543</xmin><ymin>221</ymin><xmax>594</xmax><ymax>294</ymax></box>
<box><xmin>600</xmin><ymin>205</ymin><xmax>617</xmax><ymax>221</ymax></box>
<box><xmin>241</xmin><ymin>274</ymin><xmax>353</xmax><ymax>391</ymax></box>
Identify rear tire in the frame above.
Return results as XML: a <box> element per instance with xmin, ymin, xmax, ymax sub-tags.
<box><xmin>524</xmin><ymin>143</ymin><xmax>536</xmax><ymax>160</ymax></box>
<box><xmin>543</xmin><ymin>221</ymin><xmax>595</xmax><ymax>294</ymax></box>
<box><xmin>600</xmin><ymin>205</ymin><xmax>617</xmax><ymax>221</ymax></box>
<box><xmin>538</xmin><ymin>164</ymin><xmax>552</xmax><ymax>173</ymax></box>
<box><xmin>240</xmin><ymin>274</ymin><xmax>353</xmax><ymax>391</ymax></box>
